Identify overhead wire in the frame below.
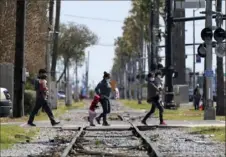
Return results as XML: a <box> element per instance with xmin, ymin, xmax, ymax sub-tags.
<box><xmin>63</xmin><ymin>14</ymin><xmax>124</xmax><ymax>23</ymax></box>
<box><xmin>63</xmin><ymin>14</ymin><xmax>220</xmax><ymax>59</ymax></box>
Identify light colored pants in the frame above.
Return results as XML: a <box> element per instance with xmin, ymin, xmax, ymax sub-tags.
<box><xmin>89</xmin><ymin>110</ymin><xmax>97</xmax><ymax>124</ymax></box>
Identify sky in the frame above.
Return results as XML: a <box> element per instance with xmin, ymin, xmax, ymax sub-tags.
<box><xmin>60</xmin><ymin>1</ymin><xmax>226</xmax><ymax>88</ymax></box>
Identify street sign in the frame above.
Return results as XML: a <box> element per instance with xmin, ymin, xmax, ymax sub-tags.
<box><xmin>175</xmin><ymin>0</ymin><xmax>205</xmax><ymax>9</ymax></box>
<box><xmin>224</xmin><ymin>73</ymin><xmax>226</xmax><ymax>77</ymax></box>
<box><xmin>204</xmin><ymin>70</ymin><xmax>214</xmax><ymax>77</ymax></box>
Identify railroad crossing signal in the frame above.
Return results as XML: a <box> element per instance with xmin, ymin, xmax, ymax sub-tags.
<box><xmin>214</xmin><ymin>27</ymin><xmax>226</xmax><ymax>42</ymax></box>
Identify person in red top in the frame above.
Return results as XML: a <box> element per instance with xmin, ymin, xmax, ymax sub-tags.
<box><xmin>88</xmin><ymin>94</ymin><xmax>100</xmax><ymax>126</ymax></box>
<box><xmin>27</xmin><ymin>69</ymin><xmax>60</xmax><ymax>126</ymax></box>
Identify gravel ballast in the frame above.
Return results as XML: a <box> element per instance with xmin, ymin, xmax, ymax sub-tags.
<box><xmin>0</xmin><ymin>128</ymin><xmax>77</xmax><ymax>157</ymax></box>
<box><xmin>142</xmin><ymin>128</ymin><xmax>225</xmax><ymax>157</ymax></box>
<box><xmin>69</xmin><ymin>130</ymin><xmax>149</xmax><ymax>157</ymax></box>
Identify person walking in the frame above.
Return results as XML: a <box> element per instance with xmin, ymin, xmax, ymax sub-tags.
<box><xmin>88</xmin><ymin>94</ymin><xmax>100</xmax><ymax>126</ymax></box>
<box><xmin>27</xmin><ymin>69</ymin><xmax>60</xmax><ymax>126</ymax></box>
<box><xmin>141</xmin><ymin>71</ymin><xmax>166</xmax><ymax>125</ymax></box>
<box><xmin>95</xmin><ymin>71</ymin><xmax>111</xmax><ymax>126</ymax></box>
<box><xmin>193</xmin><ymin>84</ymin><xmax>201</xmax><ymax>110</ymax></box>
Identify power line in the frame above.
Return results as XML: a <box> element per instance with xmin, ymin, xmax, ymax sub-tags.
<box><xmin>92</xmin><ymin>43</ymin><xmax>114</xmax><ymax>47</ymax></box>
<box><xmin>63</xmin><ymin>14</ymin><xmax>124</xmax><ymax>23</ymax></box>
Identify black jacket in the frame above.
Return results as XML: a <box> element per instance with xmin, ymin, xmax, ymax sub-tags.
<box><xmin>95</xmin><ymin>79</ymin><xmax>111</xmax><ymax>98</ymax></box>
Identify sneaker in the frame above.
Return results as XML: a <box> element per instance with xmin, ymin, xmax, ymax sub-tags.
<box><xmin>51</xmin><ymin>121</ymin><xmax>60</xmax><ymax>126</ymax></box>
<box><xmin>141</xmin><ymin>120</ymin><xmax>147</xmax><ymax>125</ymax></box>
<box><xmin>95</xmin><ymin>117</ymin><xmax>101</xmax><ymax>124</ymax></box>
<box><xmin>27</xmin><ymin>122</ymin><xmax>36</xmax><ymax>126</ymax></box>
<box><xmin>90</xmin><ymin>123</ymin><xmax>95</xmax><ymax>126</ymax></box>
<box><xmin>102</xmin><ymin>122</ymin><xmax>110</xmax><ymax>126</ymax></box>
<box><xmin>160</xmin><ymin>121</ymin><xmax>167</xmax><ymax>125</ymax></box>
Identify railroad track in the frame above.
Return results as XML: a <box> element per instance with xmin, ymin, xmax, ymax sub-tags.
<box><xmin>57</xmin><ymin>112</ymin><xmax>225</xmax><ymax>157</ymax></box>
<box><xmin>60</xmin><ymin>114</ymin><xmax>161</xmax><ymax>157</ymax></box>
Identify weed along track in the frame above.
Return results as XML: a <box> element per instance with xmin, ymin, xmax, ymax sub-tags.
<box><xmin>68</xmin><ymin>130</ymin><xmax>147</xmax><ymax>157</ymax></box>
<box><xmin>61</xmin><ymin>124</ymin><xmax>160</xmax><ymax>157</ymax></box>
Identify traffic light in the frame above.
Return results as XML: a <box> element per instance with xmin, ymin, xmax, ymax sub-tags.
<box><xmin>213</xmin><ymin>27</ymin><xmax>226</xmax><ymax>42</ymax></box>
<box><xmin>198</xmin><ymin>27</ymin><xmax>213</xmax><ymax>58</ymax></box>
<box><xmin>201</xmin><ymin>27</ymin><xmax>213</xmax><ymax>41</ymax></box>
<box><xmin>197</xmin><ymin>43</ymin><xmax>206</xmax><ymax>58</ymax></box>
<box><xmin>214</xmin><ymin>27</ymin><xmax>226</xmax><ymax>58</ymax></box>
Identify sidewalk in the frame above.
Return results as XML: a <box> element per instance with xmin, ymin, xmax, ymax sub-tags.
<box><xmin>0</xmin><ymin>100</ymin><xmax>225</xmax><ymax>128</ymax></box>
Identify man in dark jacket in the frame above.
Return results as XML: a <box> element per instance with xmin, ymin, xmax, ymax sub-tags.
<box><xmin>193</xmin><ymin>84</ymin><xmax>201</xmax><ymax>110</ymax></box>
<box><xmin>141</xmin><ymin>71</ymin><xmax>166</xmax><ymax>125</ymax></box>
<box><xmin>95</xmin><ymin>71</ymin><xmax>112</xmax><ymax>126</ymax></box>
<box><xmin>27</xmin><ymin>69</ymin><xmax>60</xmax><ymax>126</ymax></box>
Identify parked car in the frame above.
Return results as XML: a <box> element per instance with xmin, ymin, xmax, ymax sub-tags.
<box><xmin>57</xmin><ymin>91</ymin><xmax>66</xmax><ymax>99</ymax></box>
<box><xmin>0</xmin><ymin>87</ymin><xmax>12</xmax><ymax>117</ymax></box>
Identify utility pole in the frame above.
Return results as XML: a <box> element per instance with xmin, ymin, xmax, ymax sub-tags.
<box><xmin>172</xmin><ymin>2</ymin><xmax>186</xmax><ymax>85</ymax></box>
<box><xmin>13</xmin><ymin>0</ymin><xmax>26</xmax><ymax>117</ymax></box>
<box><xmin>164</xmin><ymin>0</ymin><xmax>175</xmax><ymax>107</ymax></box>
<box><xmin>85</xmin><ymin>51</ymin><xmax>90</xmax><ymax>97</ymax></box>
<box><xmin>225</xmin><ymin>0</ymin><xmax>226</xmax><ymax>106</ymax></box>
<box><xmin>154</xmin><ymin>0</ymin><xmax>160</xmax><ymax>65</ymax></box>
<box><xmin>150</xmin><ymin>1</ymin><xmax>155</xmax><ymax>71</ymax></box>
<box><xmin>124</xmin><ymin>64</ymin><xmax>127</xmax><ymax>99</ymax></box>
<box><xmin>46</xmin><ymin>0</ymin><xmax>54</xmax><ymax>108</ymax></box>
<box><xmin>51</xmin><ymin>0</ymin><xmax>61</xmax><ymax>81</ymax></box>
<box><xmin>133</xmin><ymin>58</ymin><xmax>137</xmax><ymax>100</ymax></box>
<box><xmin>138</xmin><ymin>21</ymin><xmax>144</xmax><ymax>104</ymax></box>
<box><xmin>74</xmin><ymin>59</ymin><xmax>79</xmax><ymax>102</ymax></box>
<box><xmin>66</xmin><ymin>65</ymin><xmax>72</xmax><ymax>106</ymax></box>
<box><xmin>193</xmin><ymin>10</ymin><xmax>196</xmax><ymax>91</ymax></box>
<box><xmin>204</xmin><ymin>0</ymin><xmax>215</xmax><ymax>120</ymax></box>
<box><xmin>46</xmin><ymin>0</ymin><xmax>54</xmax><ymax>69</ymax></box>
<box><xmin>215</xmin><ymin>0</ymin><xmax>225</xmax><ymax>115</ymax></box>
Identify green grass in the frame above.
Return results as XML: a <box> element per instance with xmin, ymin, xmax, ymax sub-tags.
<box><xmin>189</xmin><ymin>127</ymin><xmax>225</xmax><ymax>142</ymax></box>
<box><xmin>0</xmin><ymin>125</ymin><xmax>39</xmax><ymax>149</ymax></box>
<box><xmin>0</xmin><ymin>101</ymin><xmax>85</xmax><ymax>123</ymax></box>
<box><xmin>120</xmin><ymin>100</ymin><xmax>225</xmax><ymax>121</ymax></box>
<box><xmin>121</xmin><ymin>100</ymin><xmax>150</xmax><ymax>110</ymax></box>
<box><xmin>35</xmin><ymin>101</ymin><xmax>84</xmax><ymax>121</ymax></box>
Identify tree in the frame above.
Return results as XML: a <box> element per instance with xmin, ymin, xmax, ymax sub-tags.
<box><xmin>56</xmin><ymin>23</ymin><xmax>98</xmax><ymax>83</ymax></box>
<box><xmin>111</xmin><ymin>0</ymin><xmax>165</xmax><ymax>100</ymax></box>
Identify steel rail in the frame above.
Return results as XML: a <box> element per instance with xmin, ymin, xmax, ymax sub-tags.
<box><xmin>61</xmin><ymin>113</ymin><xmax>162</xmax><ymax>157</ymax></box>
<box><xmin>129</xmin><ymin>121</ymin><xmax>162</xmax><ymax>157</ymax></box>
<box><xmin>61</xmin><ymin>126</ymin><xmax>85</xmax><ymax>157</ymax></box>
<box><xmin>117</xmin><ymin>113</ymin><xmax>162</xmax><ymax>157</ymax></box>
